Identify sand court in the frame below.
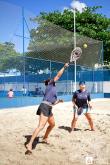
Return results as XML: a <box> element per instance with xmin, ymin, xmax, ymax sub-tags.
<box><xmin>0</xmin><ymin>99</ymin><xmax>110</xmax><ymax>165</ymax></box>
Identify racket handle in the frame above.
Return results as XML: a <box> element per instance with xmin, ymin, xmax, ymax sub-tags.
<box><xmin>68</xmin><ymin>61</ymin><xmax>71</xmax><ymax>65</ymax></box>
<box><xmin>64</xmin><ymin>63</ymin><xmax>69</xmax><ymax>69</ymax></box>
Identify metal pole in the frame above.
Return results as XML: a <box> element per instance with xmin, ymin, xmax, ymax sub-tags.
<box><xmin>102</xmin><ymin>41</ymin><xmax>104</xmax><ymax>93</ymax></box>
<box><xmin>50</xmin><ymin>60</ymin><xmax>52</xmax><ymax>78</ymax></box>
<box><xmin>22</xmin><ymin>7</ymin><xmax>25</xmax><ymax>86</ymax></box>
<box><xmin>74</xmin><ymin>1</ymin><xmax>77</xmax><ymax>91</ymax></box>
<box><xmin>66</xmin><ymin>67</ymin><xmax>68</xmax><ymax>94</ymax></box>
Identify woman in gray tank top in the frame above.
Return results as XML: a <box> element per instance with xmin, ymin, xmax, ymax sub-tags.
<box><xmin>25</xmin><ymin>63</ymin><xmax>69</xmax><ymax>154</ymax></box>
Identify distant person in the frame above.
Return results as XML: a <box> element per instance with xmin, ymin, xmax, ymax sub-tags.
<box><xmin>35</xmin><ymin>85</ymin><xmax>39</xmax><ymax>95</ymax></box>
<box><xmin>35</xmin><ymin>86</ymin><xmax>44</xmax><ymax>96</ymax></box>
<box><xmin>7</xmin><ymin>88</ymin><xmax>14</xmax><ymax>98</ymax></box>
<box><xmin>22</xmin><ymin>86</ymin><xmax>27</xmax><ymax>96</ymax></box>
<box><xmin>71</xmin><ymin>81</ymin><xmax>94</xmax><ymax>132</ymax></box>
<box><xmin>25</xmin><ymin>63</ymin><xmax>69</xmax><ymax>154</ymax></box>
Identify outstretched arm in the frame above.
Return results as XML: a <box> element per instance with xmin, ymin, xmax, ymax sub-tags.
<box><xmin>54</xmin><ymin>63</ymin><xmax>69</xmax><ymax>82</ymax></box>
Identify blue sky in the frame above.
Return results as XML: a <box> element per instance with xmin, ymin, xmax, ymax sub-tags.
<box><xmin>0</xmin><ymin>0</ymin><xmax>110</xmax><ymax>52</ymax></box>
<box><xmin>3</xmin><ymin>0</ymin><xmax>110</xmax><ymax>17</ymax></box>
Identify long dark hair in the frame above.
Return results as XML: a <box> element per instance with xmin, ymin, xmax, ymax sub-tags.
<box><xmin>44</xmin><ymin>78</ymin><xmax>55</xmax><ymax>86</ymax></box>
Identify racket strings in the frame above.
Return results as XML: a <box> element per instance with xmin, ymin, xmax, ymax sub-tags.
<box><xmin>70</xmin><ymin>47</ymin><xmax>82</xmax><ymax>62</ymax></box>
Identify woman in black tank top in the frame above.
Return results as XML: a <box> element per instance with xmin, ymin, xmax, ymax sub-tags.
<box><xmin>70</xmin><ymin>81</ymin><xmax>94</xmax><ymax>132</ymax></box>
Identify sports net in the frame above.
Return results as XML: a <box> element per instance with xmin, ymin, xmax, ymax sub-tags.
<box><xmin>27</xmin><ymin>17</ymin><xmax>103</xmax><ymax>68</ymax></box>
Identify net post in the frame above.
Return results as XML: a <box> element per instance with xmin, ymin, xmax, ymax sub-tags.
<box><xmin>74</xmin><ymin>0</ymin><xmax>77</xmax><ymax>92</ymax></box>
<box><xmin>50</xmin><ymin>60</ymin><xmax>52</xmax><ymax>78</ymax></box>
<box><xmin>66</xmin><ymin>67</ymin><xmax>69</xmax><ymax>94</ymax></box>
<box><xmin>22</xmin><ymin>7</ymin><xmax>25</xmax><ymax>87</ymax></box>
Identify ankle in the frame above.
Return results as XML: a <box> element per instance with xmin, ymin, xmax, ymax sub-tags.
<box><xmin>28</xmin><ymin>141</ymin><xmax>33</xmax><ymax>146</ymax></box>
<box><xmin>43</xmin><ymin>137</ymin><xmax>48</xmax><ymax>141</ymax></box>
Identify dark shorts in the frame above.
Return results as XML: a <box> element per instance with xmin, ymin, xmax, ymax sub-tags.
<box><xmin>36</xmin><ymin>103</ymin><xmax>53</xmax><ymax>117</ymax></box>
<box><xmin>73</xmin><ymin>107</ymin><xmax>90</xmax><ymax>116</ymax></box>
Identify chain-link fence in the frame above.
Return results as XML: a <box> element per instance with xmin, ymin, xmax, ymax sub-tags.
<box><xmin>0</xmin><ymin>55</ymin><xmax>109</xmax><ymax>97</ymax></box>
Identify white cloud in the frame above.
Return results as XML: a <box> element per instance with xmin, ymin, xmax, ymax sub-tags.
<box><xmin>70</xmin><ymin>0</ymin><xmax>87</xmax><ymax>13</ymax></box>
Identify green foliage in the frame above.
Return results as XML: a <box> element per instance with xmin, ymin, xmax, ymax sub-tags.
<box><xmin>38</xmin><ymin>6</ymin><xmax>110</xmax><ymax>64</ymax></box>
<box><xmin>0</xmin><ymin>42</ymin><xmax>22</xmax><ymax>71</ymax></box>
<box><xmin>0</xmin><ymin>42</ymin><xmax>18</xmax><ymax>57</ymax></box>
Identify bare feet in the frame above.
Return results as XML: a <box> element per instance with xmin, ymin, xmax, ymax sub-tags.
<box><xmin>42</xmin><ymin>138</ymin><xmax>50</xmax><ymax>145</ymax></box>
<box><xmin>69</xmin><ymin>128</ymin><xmax>74</xmax><ymax>133</ymax></box>
<box><xmin>25</xmin><ymin>143</ymin><xmax>32</xmax><ymax>155</ymax></box>
<box><xmin>70</xmin><ymin>128</ymin><xmax>82</xmax><ymax>132</ymax></box>
<box><xmin>90</xmin><ymin>128</ymin><xmax>95</xmax><ymax>131</ymax></box>
<box><xmin>25</xmin><ymin>150</ymin><xmax>32</xmax><ymax>155</ymax></box>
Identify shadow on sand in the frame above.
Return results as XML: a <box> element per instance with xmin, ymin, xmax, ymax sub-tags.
<box><xmin>58</xmin><ymin>126</ymin><xmax>82</xmax><ymax>133</ymax></box>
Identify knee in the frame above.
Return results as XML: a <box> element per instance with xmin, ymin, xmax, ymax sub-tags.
<box><xmin>86</xmin><ymin>115</ymin><xmax>92</xmax><ymax>121</ymax></box>
<box><xmin>49</xmin><ymin>122</ymin><xmax>55</xmax><ymax>128</ymax></box>
<box><xmin>38</xmin><ymin>124</ymin><xmax>45</xmax><ymax>130</ymax></box>
<box><xmin>73</xmin><ymin>117</ymin><xmax>78</xmax><ymax>121</ymax></box>
<box><xmin>52</xmin><ymin>122</ymin><xmax>55</xmax><ymax>127</ymax></box>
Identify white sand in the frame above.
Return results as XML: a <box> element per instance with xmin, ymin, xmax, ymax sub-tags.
<box><xmin>0</xmin><ymin>98</ymin><xmax>110</xmax><ymax>165</ymax></box>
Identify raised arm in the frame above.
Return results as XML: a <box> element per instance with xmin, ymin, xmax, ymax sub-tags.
<box><xmin>54</xmin><ymin>63</ymin><xmax>69</xmax><ymax>82</ymax></box>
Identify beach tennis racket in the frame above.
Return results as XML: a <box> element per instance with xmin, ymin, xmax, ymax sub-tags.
<box><xmin>69</xmin><ymin>47</ymin><xmax>82</xmax><ymax>64</ymax></box>
<box><xmin>73</xmin><ymin>106</ymin><xmax>83</xmax><ymax>115</ymax></box>
<box><xmin>77</xmin><ymin>107</ymin><xmax>83</xmax><ymax>115</ymax></box>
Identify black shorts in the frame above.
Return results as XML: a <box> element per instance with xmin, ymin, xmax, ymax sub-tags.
<box><xmin>36</xmin><ymin>103</ymin><xmax>53</xmax><ymax>117</ymax></box>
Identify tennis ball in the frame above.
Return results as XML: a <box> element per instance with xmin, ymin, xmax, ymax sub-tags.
<box><xmin>83</xmin><ymin>43</ymin><xmax>88</xmax><ymax>48</ymax></box>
